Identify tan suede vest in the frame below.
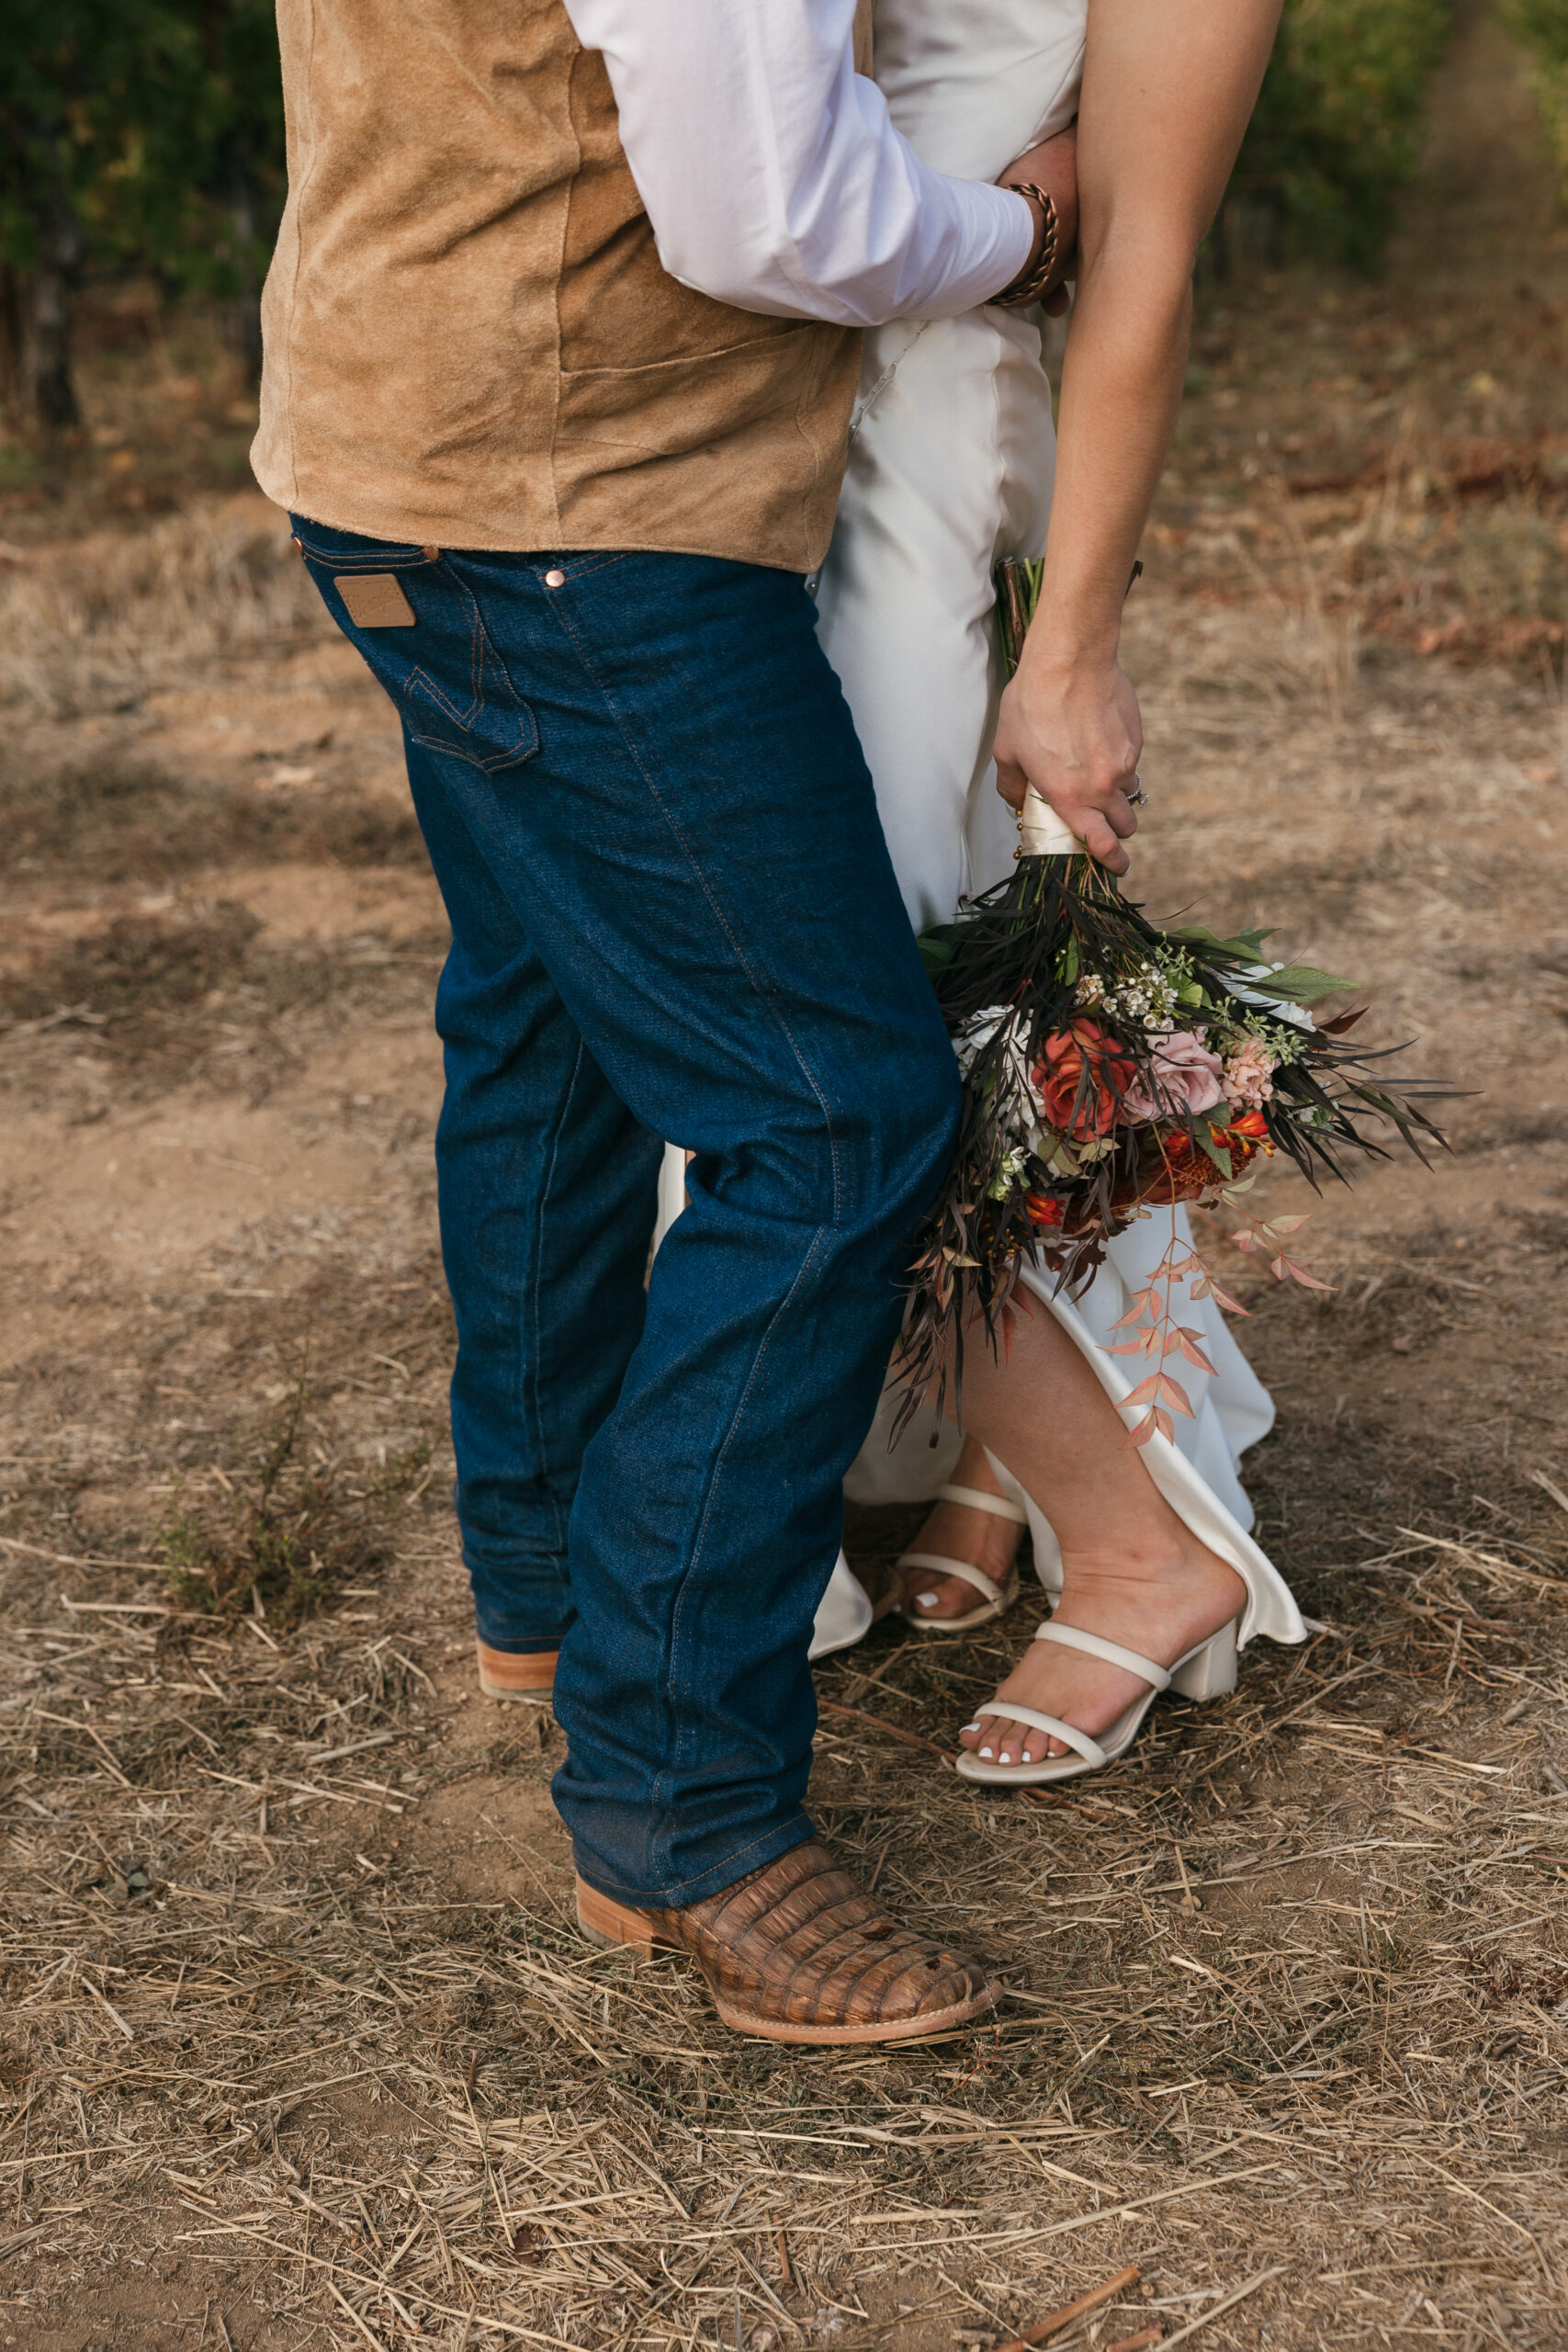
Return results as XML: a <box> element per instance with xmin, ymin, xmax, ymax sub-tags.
<box><xmin>253</xmin><ymin>0</ymin><xmax>870</xmax><ymax>571</ymax></box>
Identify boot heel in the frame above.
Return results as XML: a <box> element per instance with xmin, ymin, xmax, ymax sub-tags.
<box><xmin>476</xmin><ymin>1640</ymin><xmax>558</xmax><ymax>1703</ymax></box>
<box><xmin>575</xmin><ymin>1875</ymin><xmax>661</xmax><ymax>1957</ymax></box>
<box><xmin>1168</xmin><ymin>1618</ymin><xmax>1238</xmax><ymax>1702</ymax></box>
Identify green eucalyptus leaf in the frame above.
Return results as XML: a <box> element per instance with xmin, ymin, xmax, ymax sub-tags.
<box><xmin>1171</xmin><ymin>922</ymin><xmax>1275</xmax><ymax>959</ymax></box>
<box><xmin>1247</xmin><ymin>962</ymin><xmax>1360</xmax><ymax>1003</ymax></box>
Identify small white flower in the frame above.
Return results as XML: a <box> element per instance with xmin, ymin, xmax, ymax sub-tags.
<box><xmin>955</xmin><ymin>1009</ymin><xmax>1046</xmax><ymax>1153</ymax></box>
<box><xmin>987</xmin><ymin>1146</ymin><xmax>1030</xmax><ymax>1201</ymax></box>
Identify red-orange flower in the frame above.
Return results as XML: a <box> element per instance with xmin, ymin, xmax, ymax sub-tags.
<box><xmin>1023</xmin><ymin>1193</ymin><xmax>1065</xmax><ymax>1228</ymax></box>
<box><xmin>1032</xmin><ymin>1020</ymin><xmax>1135</xmax><ymax>1140</ymax></box>
<box><xmin>1129</xmin><ymin>1108</ymin><xmax>1276</xmax><ymax>1205</ymax></box>
<box><xmin>1129</xmin><ymin>1144</ymin><xmax>1213</xmax><ymax>1207</ymax></box>
<box><xmin>1218</xmin><ymin>1109</ymin><xmax>1272</xmax><ymax>1170</ymax></box>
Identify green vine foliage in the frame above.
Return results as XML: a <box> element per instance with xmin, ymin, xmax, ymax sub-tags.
<box><xmin>1231</xmin><ymin>0</ymin><xmax>1454</xmax><ymax>270</ymax></box>
<box><xmin>0</xmin><ymin>0</ymin><xmax>1471</xmax><ymax>412</ymax></box>
<box><xmin>0</xmin><ymin>0</ymin><xmax>285</xmax><ymax>305</ymax></box>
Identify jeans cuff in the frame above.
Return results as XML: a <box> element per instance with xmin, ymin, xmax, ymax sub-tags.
<box><xmin>466</xmin><ymin>1551</ymin><xmax>574</xmax><ymax>1655</ymax></box>
<box><xmin>570</xmin><ymin>1810</ymin><xmax>818</xmax><ymax>1914</ymax></box>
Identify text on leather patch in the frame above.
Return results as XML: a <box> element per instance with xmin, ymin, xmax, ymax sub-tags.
<box><xmin>334</xmin><ymin>572</ymin><xmax>416</xmax><ymax>628</ymax></box>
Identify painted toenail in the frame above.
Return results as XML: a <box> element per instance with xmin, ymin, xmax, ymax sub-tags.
<box><xmin>915</xmin><ymin>1592</ymin><xmax>940</xmax><ymax>1609</ymax></box>
<box><xmin>961</xmin><ymin>1722</ymin><xmax>980</xmax><ymax>1734</ymax></box>
<box><xmin>998</xmin><ymin>1750</ymin><xmax>1012</xmax><ymax>1764</ymax></box>
<box><xmin>978</xmin><ymin>1746</ymin><xmax>993</xmax><ymax>1758</ymax></box>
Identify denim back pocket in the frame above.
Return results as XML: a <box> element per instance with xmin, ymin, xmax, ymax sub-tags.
<box><xmin>292</xmin><ymin>525</ymin><xmax>539</xmax><ymax>774</ymax></box>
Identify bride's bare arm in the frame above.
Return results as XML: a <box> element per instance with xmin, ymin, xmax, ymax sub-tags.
<box><xmin>992</xmin><ymin>0</ymin><xmax>1280</xmax><ymax>870</ymax></box>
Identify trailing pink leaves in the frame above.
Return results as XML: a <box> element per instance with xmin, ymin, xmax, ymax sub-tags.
<box><xmin>1228</xmin><ymin>1210</ymin><xmax>1337</xmax><ymax>1293</ymax></box>
<box><xmin>1101</xmin><ymin>1211</ymin><xmax>1332</xmax><ymax>1449</ymax></box>
<box><xmin>1102</xmin><ymin>1230</ymin><xmax>1213</xmax><ymax>1445</ymax></box>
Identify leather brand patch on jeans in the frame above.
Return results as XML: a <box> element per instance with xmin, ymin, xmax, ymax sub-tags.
<box><xmin>333</xmin><ymin>571</ymin><xmax>417</xmax><ymax>628</ymax></box>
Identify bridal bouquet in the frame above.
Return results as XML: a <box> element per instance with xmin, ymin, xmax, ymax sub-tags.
<box><xmin>898</xmin><ymin>558</ymin><xmax>1448</xmax><ymax>1440</ymax></box>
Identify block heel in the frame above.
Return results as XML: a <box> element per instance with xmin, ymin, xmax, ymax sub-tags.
<box><xmin>574</xmin><ymin>1874</ymin><xmax>665</xmax><ymax>1957</ymax></box>
<box><xmin>1168</xmin><ymin>1618</ymin><xmax>1237</xmax><ymax>1701</ymax></box>
<box><xmin>475</xmin><ymin>1640</ymin><xmax>558</xmax><ymax>1703</ymax></box>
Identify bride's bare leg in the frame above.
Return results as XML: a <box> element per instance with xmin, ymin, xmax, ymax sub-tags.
<box><xmin>951</xmin><ymin>1301</ymin><xmax>1245</xmax><ymax>1768</ymax></box>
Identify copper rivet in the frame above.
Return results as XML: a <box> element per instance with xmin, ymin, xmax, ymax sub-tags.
<box><xmin>422</xmin><ymin>544</ymin><xmax>438</xmax><ymax>560</ymax></box>
<box><xmin>544</xmin><ymin>568</ymin><xmax>567</xmax><ymax>589</ymax></box>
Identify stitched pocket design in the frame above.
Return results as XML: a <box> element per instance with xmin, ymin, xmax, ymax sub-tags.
<box><xmin>298</xmin><ymin>537</ymin><xmax>539</xmax><ymax>774</ymax></box>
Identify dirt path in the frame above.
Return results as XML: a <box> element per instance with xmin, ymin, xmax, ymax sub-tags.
<box><xmin>4</xmin><ymin>9</ymin><xmax>1568</xmax><ymax>2348</ymax></box>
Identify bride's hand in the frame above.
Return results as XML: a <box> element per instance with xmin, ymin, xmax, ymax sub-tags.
<box><xmin>993</xmin><ymin>652</ymin><xmax>1143</xmax><ymax>875</ymax></box>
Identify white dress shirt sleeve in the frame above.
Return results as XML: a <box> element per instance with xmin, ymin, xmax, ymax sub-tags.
<box><xmin>559</xmin><ymin>0</ymin><xmax>1034</xmax><ymax>327</ymax></box>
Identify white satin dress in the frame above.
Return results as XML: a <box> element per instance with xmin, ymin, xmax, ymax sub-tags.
<box><xmin>664</xmin><ymin>0</ymin><xmax>1307</xmax><ymax>1663</ymax></box>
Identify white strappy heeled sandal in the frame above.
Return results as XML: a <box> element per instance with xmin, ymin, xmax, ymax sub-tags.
<box><xmin>954</xmin><ymin>1612</ymin><xmax>1240</xmax><ymax>1784</ymax></box>
<box><xmin>895</xmin><ymin>1481</ymin><xmax>1026</xmax><ymax>1631</ymax></box>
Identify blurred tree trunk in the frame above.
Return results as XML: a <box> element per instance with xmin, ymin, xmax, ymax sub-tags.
<box><xmin>24</xmin><ymin>268</ymin><xmax>79</xmax><ymax>426</ymax></box>
<box><xmin>231</xmin><ymin>288</ymin><xmax>264</xmax><ymax>391</ymax></box>
<box><xmin>0</xmin><ymin>266</ymin><xmax>22</xmax><ymax>411</ymax></box>
<box><xmin>225</xmin><ymin>139</ymin><xmax>264</xmax><ymax>389</ymax></box>
<box><xmin>16</xmin><ymin>138</ymin><xmax>84</xmax><ymax>429</ymax></box>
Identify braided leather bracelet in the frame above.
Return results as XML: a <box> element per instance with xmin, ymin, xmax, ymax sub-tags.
<box><xmin>991</xmin><ymin>183</ymin><xmax>1061</xmax><ymax>310</ymax></box>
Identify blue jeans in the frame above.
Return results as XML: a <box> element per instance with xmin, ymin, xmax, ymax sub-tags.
<box><xmin>292</xmin><ymin>524</ymin><xmax>958</xmax><ymax>1905</ymax></box>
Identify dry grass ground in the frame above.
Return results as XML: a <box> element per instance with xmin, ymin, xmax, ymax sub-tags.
<box><xmin>6</xmin><ymin>6</ymin><xmax>1568</xmax><ymax>2348</ymax></box>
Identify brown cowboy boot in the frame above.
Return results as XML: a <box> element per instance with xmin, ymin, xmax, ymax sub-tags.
<box><xmin>575</xmin><ymin>1838</ymin><xmax>1000</xmax><ymax>2044</ymax></box>
<box><xmin>475</xmin><ymin>1640</ymin><xmax>558</xmax><ymax>1703</ymax></box>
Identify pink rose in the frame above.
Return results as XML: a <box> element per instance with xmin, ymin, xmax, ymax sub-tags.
<box><xmin>1122</xmin><ymin>1031</ymin><xmax>1225</xmax><ymax>1123</ymax></box>
<box><xmin>1223</xmin><ymin>1035</ymin><xmax>1276</xmax><ymax>1111</ymax></box>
